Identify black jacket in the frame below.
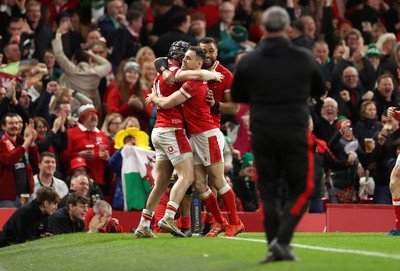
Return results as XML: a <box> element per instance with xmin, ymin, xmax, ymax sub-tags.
<box><xmin>231</xmin><ymin>37</ymin><xmax>325</xmax><ymax>131</ymax></box>
<box><xmin>0</xmin><ymin>200</ymin><xmax>49</xmax><ymax>247</ymax></box>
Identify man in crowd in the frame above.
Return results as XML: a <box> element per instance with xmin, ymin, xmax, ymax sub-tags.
<box><xmin>58</xmin><ymin>174</ymin><xmax>90</xmax><ymax>208</ymax></box>
<box><xmin>33</xmin><ymin>151</ymin><xmax>68</xmax><ymax>199</ymax></box>
<box><xmin>231</xmin><ymin>6</ymin><xmax>325</xmax><ymax>262</ymax></box>
<box><xmin>0</xmin><ymin>187</ymin><xmax>60</xmax><ymax>247</ymax></box>
<box><xmin>0</xmin><ymin>113</ymin><xmax>39</xmax><ymax>208</ymax></box>
<box><xmin>48</xmin><ymin>192</ymin><xmax>90</xmax><ymax>234</ymax></box>
<box><xmin>60</xmin><ymin>104</ymin><xmax>110</xmax><ymax>194</ymax></box>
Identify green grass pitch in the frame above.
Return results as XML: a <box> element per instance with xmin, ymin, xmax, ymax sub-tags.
<box><xmin>1</xmin><ymin>232</ymin><xmax>400</xmax><ymax>271</ymax></box>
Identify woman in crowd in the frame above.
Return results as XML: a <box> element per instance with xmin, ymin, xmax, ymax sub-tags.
<box><xmin>105</xmin><ymin>60</ymin><xmax>153</xmax><ymax>133</ymax></box>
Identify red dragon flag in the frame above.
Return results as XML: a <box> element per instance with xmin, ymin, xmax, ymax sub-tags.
<box><xmin>121</xmin><ymin>145</ymin><xmax>155</xmax><ymax>211</ymax></box>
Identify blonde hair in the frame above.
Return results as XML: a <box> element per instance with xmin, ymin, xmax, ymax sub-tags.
<box><xmin>121</xmin><ymin>116</ymin><xmax>140</xmax><ymax>130</ymax></box>
<box><xmin>140</xmin><ymin>60</ymin><xmax>156</xmax><ymax>90</ymax></box>
<box><xmin>135</xmin><ymin>46</ymin><xmax>156</xmax><ymax>67</ymax></box>
<box><xmin>101</xmin><ymin>113</ymin><xmax>123</xmax><ymax>137</ymax></box>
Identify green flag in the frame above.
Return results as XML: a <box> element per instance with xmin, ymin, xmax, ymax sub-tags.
<box><xmin>121</xmin><ymin>145</ymin><xmax>155</xmax><ymax>211</ymax></box>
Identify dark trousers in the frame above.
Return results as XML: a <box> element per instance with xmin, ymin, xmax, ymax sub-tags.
<box><xmin>253</xmin><ymin>129</ymin><xmax>314</xmax><ymax>245</ymax></box>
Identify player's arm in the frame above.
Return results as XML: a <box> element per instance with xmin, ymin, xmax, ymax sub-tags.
<box><xmin>175</xmin><ymin>69</ymin><xmax>223</xmax><ymax>82</ymax></box>
<box><xmin>207</xmin><ymin>90</ymin><xmax>240</xmax><ymax>115</ymax></box>
<box><xmin>146</xmin><ymin>89</ymin><xmax>188</xmax><ymax>109</ymax></box>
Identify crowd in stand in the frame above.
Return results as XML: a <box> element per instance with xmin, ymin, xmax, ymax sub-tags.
<box><xmin>1</xmin><ymin>0</ymin><xmax>400</xmax><ymax>241</ymax></box>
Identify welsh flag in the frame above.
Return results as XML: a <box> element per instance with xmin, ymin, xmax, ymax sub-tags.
<box><xmin>121</xmin><ymin>145</ymin><xmax>156</xmax><ymax>211</ymax></box>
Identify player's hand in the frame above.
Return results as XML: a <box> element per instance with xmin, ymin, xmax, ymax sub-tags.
<box><xmin>213</xmin><ymin>71</ymin><xmax>224</xmax><ymax>82</ymax></box>
<box><xmin>145</xmin><ymin>92</ymin><xmax>155</xmax><ymax>106</ymax></box>
<box><xmin>206</xmin><ymin>89</ymin><xmax>215</xmax><ymax>106</ymax></box>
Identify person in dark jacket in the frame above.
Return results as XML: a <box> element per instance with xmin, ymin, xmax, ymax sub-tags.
<box><xmin>231</xmin><ymin>6</ymin><xmax>325</xmax><ymax>263</ymax></box>
<box><xmin>48</xmin><ymin>192</ymin><xmax>90</xmax><ymax>235</ymax></box>
<box><xmin>0</xmin><ymin>187</ymin><xmax>60</xmax><ymax>247</ymax></box>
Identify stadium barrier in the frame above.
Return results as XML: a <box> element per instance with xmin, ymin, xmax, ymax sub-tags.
<box><xmin>0</xmin><ymin>204</ymin><xmax>394</xmax><ymax>233</ymax></box>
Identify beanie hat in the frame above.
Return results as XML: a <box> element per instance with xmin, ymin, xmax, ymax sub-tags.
<box><xmin>366</xmin><ymin>43</ymin><xmax>380</xmax><ymax>58</ymax></box>
<box><xmin>78</xmin><ymin>104</ymin><xmax>99</xmax><ymax>120</ymax></box>
<box><xmin>124</xmin><ymin>61</ymin><xmax>141</xmax><ymax>74</ymax></box>
<box><xmin>241</xmin><ymin>152</ymin><xmax>254</xmax><ymax>169</ymax></box>
<box><xmin>70</xmin><ymin>156</ymin><xmax>88</xmax><ymax>171</ymax></box>
<box><xmin>94</xmin><ymin>37</ymin><xmax>108</xmax><ymax>50</ymax></box>
<box><xmin>336</xmin><ymin>116</ymin><xmax>351</xmax><ymax>130</ymax></box>
<box><xmin>231</xmin><ymin>25</ymin><xmax>248</xmax><ymax>43</ymax></box>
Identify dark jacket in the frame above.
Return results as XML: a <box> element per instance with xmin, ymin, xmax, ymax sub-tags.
<box><xmin>231</xmin><ymin>37</ymin><xmax>325</xmax><ymax>131</ymax></box>
<box><xmin>0</xmin><ymin>200</ymin><xmax>49</xmax><ymax>247</ymax></box>
<box><xmin>48</xmin><ymin>207</ymin><xmax>86</xmax><ymax>234</ymax></box>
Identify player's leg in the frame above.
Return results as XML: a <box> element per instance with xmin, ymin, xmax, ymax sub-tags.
<box><xmin>135</xmin><ymin>159</ymin><xmax>174</xmax><ymax>238</ymax></box>
<box><xmin>158</xmin><ymin>155</ymin><xmax>194</xmax><ymax>237</ymax></box>
<box><xmin>388</xmin><ymin>155</ymin><xmax>400</xmax><ymax>236</ymax></box>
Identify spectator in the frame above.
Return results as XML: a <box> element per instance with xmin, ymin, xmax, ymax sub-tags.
<box><xmin>353</xmin><ymin>100</ymin><xmax>382</xmax><ymax>154</ymax></box>
<box><xmin>372</xmin><ymin>110</ymin><xmax>399</xmax><ymax>204</ymax></box>
<box><xmin>52</xmin><ymin>20</ymin><xmax>112</xmax><ymax>112</ymax></box>
<box><xmin>42</xmin><ymin>49</ymin><xmax>63</xmax><ymax>82</ymax></box>
<box><xmin>378</xmin><ymin>42</ymin><xmax>400</xmax><ymax>86</ymax></box>
<box><xmin>140</xmin><ymin>60</ymin><xmax>157</xmax><ymax>91</ymax></box>
<box><xmin>208</xmin><ymin>1</ymin><xmax>235</xmax><ymax>42</ymax></box>
<box><xmin>32</xmin><ymin>151</ymin><xmax>68</xmax><ymax>199</ymax></box>
<box><xmin>84</xmin><ymin>200</ymin><xmax>123</xmax><ymax>233</ymax></box>
<box><xmin>135</xmin><ymin>46</ymin><xmax>156</xmax><ymax>68</ymax></box>
<box><xmin>60</xmin><ymin>104</ymin><xmax>110</xmax><ymax>193</ymax></box>
<box><xmin>0</xmin><ymin>1</ymin><xmax>26</xmax><ymax>41</ymax></box>
<box><xmin>54</xmin><ymin>11</ymin><xmax>84</xmax><ymax>60</ymax></box>
<box><xmin>148</xmin><ymin>0</ymin><xmax>186</xmax><ymax>46</ymax></box>
<box><xmin>3</xmin><ymin>42</ymin><xmax>21</xmax><ymax>64</ymax></box>
<box><xmin>121</xmin><ymin>116</ymin><xmax>141</xmax><ymax>130</ymax></box>
<box><xmin>24</xmin><ymin>0</ymin><xmax>53</xmax><ymax>59</ymax></box>
<box><xmin>109</xmin><ymin>127</ymin><xmax>150</xmax><ymax>210</ymax></box>
<box><xmin>312</xmin><ymin>97</ymin><xmax>339</xmax><ymax>143</ymax></box>
<box><xmin>58</xmin><ymin>174</ymin><xmax>90</xmax><ymax>208</ymax></box>
<box><xmin>372</xmin><ymin>73</ymin><xmax>398</xmax><ymax>121</ymax></box>
<box><xmin>0</xmin><ymin>79</ymin><xmax>28</xmax><ymax>123</ymax></box>
<box><xmin>336</xmin><ymin>66</ymin><xmax>366</xmax><ymax>123</ymax></box>
<box><xmin>289</xmin><ymin>20</ymin><xmax>313</xmax><ymax>50</ymax></box>
<box><xmin>64</xmin><ymin>157</ymin><xmax>104</xmax><ymax>205</ymax></box>
<box><xmin>328</xmin><ymin>119</ymin><xmax>365</xmax><ymax>203</ymax></box>
<box><xmin>48</xmin><ymin>192</ymin><xmax>90</xmax><ymax>234</ymax></box>
<box><xmin>232</xmin><ymin>152</ymin><xmax>258</xmax><ymax>212</ymax></box>
<box><xmin>105</xmin><ymin>60</ymin><xmax>153</xmax><ymax>133</ymax></box>
<box><xmin>365</xmin><ymin>43</ymin><xmax>381</xmax><ymax>71</ymax></box>
<box><xmin>375</xmin><ymin>33</ymin><xmax>396</xmax><ymax>68</ymax></box>
<box><xmin>152</xmin><ymin>10</ymin><xmax>196</xmax><ymax>57</ymax></box>
<box><xmin>189</xmin><ymin>0</ymin><xmax>220</xmax><ymax>29</ymax></box>
<box><xmin>0</xmin><ymin>114</ymin><xmax>39</xmax><ymax>208</ymax></box>
<box><xmin>0</xmin><ymin>187</ymin><xmax>60</xmax><ymax>247</ymax></box>
<box><xmin>33</xmin><ymin>115</ymin><xmax>68</xmax><ymax>156</ymax></box>
<box><xmin>189</xmin><ymin>12</ymin><xmax>209</xmax><ymax>42</ymax></box>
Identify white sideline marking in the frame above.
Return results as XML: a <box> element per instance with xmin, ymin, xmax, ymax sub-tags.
<box><xmin>223</xmin><ymin>237</ymin><xmax>400</xmax><ymax>260</ymax></box>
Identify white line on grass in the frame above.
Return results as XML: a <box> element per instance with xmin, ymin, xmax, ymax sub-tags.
<box><xmin>223</xmin><ymin>237</ymin><xmax>400</xmax><ymax>260</ymax></box>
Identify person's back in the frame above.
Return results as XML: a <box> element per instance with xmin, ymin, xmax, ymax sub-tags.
<box><xmin>231</xmin><ymin>6</ymin><xmax>325</xmax><ymax>263</ymax></box>
<box><xmin>233</xmin><ymin>38</ymin><xmax>325</xmax><ymax>130</ymax></box>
